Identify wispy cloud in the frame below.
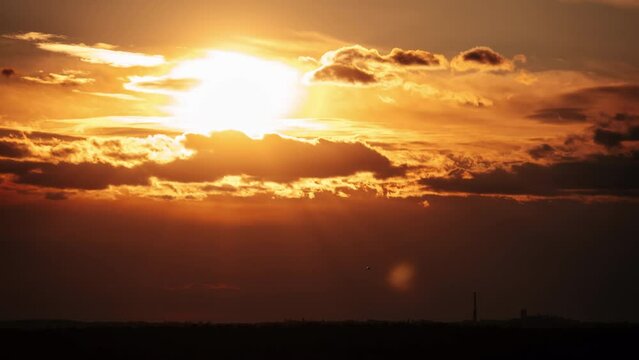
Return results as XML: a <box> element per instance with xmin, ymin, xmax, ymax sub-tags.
<box><xmin>3</xmin><ymin>31</ymin><xmax>65</xmax><ymax>41</ymax></box>
<box><xmin>22</xmin><ymin>70</ymin><xmax>95</xmax><ymax>86</ymax></box>
<box><xmin>71</xmin><ymin>90</ymin><xmax>143</xmax><ymax>101</ymax></box>
<box><xmin>4</xmin><ymin>31</ymin><xmax>166</xmax><ymax>68</ymax></box>
<box><xmin>35</xmin><ymin>42</ymin><xmax>165</xmax><ymax>68</ymax></box>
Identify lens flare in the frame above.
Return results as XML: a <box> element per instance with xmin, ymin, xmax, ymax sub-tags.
<box><xmin>387</xmin><ymin>263</ymin><xmax>415</xmax><ymax>291</ymax></box>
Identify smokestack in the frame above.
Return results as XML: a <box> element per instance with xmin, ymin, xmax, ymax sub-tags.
<box><xmin>473</xmin><ymin>292</ymin><xmax>478</xmax><ymax>322</ymax></box>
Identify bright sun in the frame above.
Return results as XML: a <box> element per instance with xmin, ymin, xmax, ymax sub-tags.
<box><xmin>167</xmin><ymin>51</ymin><xmax>303</xmax><ymax>137</ymax></box>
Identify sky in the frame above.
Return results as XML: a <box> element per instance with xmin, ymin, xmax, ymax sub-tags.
<box><xmin>1</xmin><ymin>0</ymin><xmax>638</xmax><ymax>322</ymax></box>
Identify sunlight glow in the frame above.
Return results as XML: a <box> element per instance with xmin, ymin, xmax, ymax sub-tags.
<box><xmin>168</xmin><ymin>51</ymin><xmax>303</xmax><ymax>137</ymax></box>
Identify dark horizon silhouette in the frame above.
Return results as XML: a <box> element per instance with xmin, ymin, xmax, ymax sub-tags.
<box><xmin>2</xmin><ymin>1</ymin><xmax>639</xmax><ymax>357</ymax></box>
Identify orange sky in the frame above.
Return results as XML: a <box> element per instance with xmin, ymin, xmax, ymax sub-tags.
<box><xmin>1</xmin><ymin>0</ymin><xmax>638</xmax><ymax>322</ymax></box>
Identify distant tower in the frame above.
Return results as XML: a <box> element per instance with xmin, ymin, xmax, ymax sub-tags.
<box><xmin>520</xmin><ymin>308</ymin><xmax>527</xmax><ymax>320</ymax></box>
<box><xmin>473</xmin><ymin>292</ymin><xmax>478</xmax><ymax>322</ymax></box>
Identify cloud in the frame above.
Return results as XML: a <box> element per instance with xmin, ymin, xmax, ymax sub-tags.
<box><xmin>526</xmin><ymin>85</ymin><xmax>639</xmax><ymax>154</ymax></box>
<box><xmin>34</xmin><ymin>42</ymin><xmax>166</xmax><ymax>68</ymax></box>
<box><xmin>0</xmin><ymin>141</ymin><xmax>30</xmax><ymax>158</ymax></box>
<box><xmin>450</xmin><ymin>47</ymin><xmax>519</xmax><ymax>72</ymax></box>
<box><xmin>0</xmin><ymin>159</ymin><xmax>150</xmax><ymax>190</ymax></box>
<box><xmin>4</xmin><ymin>32</ymin><xmax>166</xmax><ymax>67</ymax></box>
<box><xmin>516</xmin><ymin>70</ymin><xmax>538</xmax><ymax>85</ymax></box>
<box><xmin>1</xmin><ymin>68</ymin><xmax>15</xmax><ymax>78</ymax></box>
<box><xmin>403</xmin><ymin>82</ymin><xmax>494</xmax><ymax>107</ymax></box>
<box><xmin>71</xmin><ymin>90</ymin><xmax>143</xmax><ymax>101</ymax></box>
<box><xmin>612</xmin><ymin>113</ymin><xmax>639</xmax><ymax>122</ymax></box>
<box><xmin>0</xmin><ymin>128</ymin><xmax>83</xmax><ymax>142</ymax></box>
<box><xmin>527</xmin><ymin>107</ymin><xmax>588</xmax><ymax>123</ymax></box>
<box><xmin>148</xmin><ymin>131</ymin><xmax>406</xmax><ymax>183</ymax></box>
<box><xmin>527</xmin><ymin>144</ymin><xmax>556</xmax><ymax>160</ymax></box>
<box><xmin>0</xmin><ymin>131</ymin><xmax>405</xmax><ymax>190</ymax></box>
<box><xmin>593</xmin><ymin>126</ymin><xmax>639</xmax><ymax>148</ymax></box>
<box><xmin>421</xmin><ymin>152</ymin><xmax>639</xmax><ymax>197</ymax></box>
<box><xmin>3</xmin><ymin>31</ymin><xmax>65</xmax><ymax>41</ymax></box>
<box><xmin>124</xmin><ymin>76</ymin><xmax>200</xmax><ymax>94</ymax></box>
<box><xmin>310</xmin><ymin>64</ymin><xmax>377</xmax><ymax>85</ymax></box>
<box><xmin>305</xmin><ymin>45</ymin><xmax>447</xmax><ymax>86</ymax></box>
<box><xmin>22</xmin><ymin>70</ymin><xmax>94</xmax><ymax>86</ymax></box>
<box><xmin>387</xmin><ymin>48</ymin><xmax>445</xmax><ymax>66</ymax></box>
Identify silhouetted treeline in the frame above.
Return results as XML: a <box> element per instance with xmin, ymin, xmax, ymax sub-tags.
<box><xmin>0</xmin><ymin>319</ymin><xmax>637</xmax><ymax>359</ymax></box>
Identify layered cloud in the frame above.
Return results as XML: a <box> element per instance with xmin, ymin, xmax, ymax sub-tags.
<box><xmin>0</xmin><ymin>131</ymin><xmax>405</xmax><ymax>191</ymax></box>
<box><xmin>421</xmin><ymin>80</ymin><xmax>639</xmax><ymax>198</ymax></box>
<box><xmin>0</xmin><ymin>159</ymin><xmax>150</xmax><ymax>190</ymax></box>
<box><xmin>1</xmin><ymin>31</ymin><xmax>637</xmax><ymax>203</ymax></box>
<box><xmin>148</xmin><ymin>131</ymin><xmax>405</xmax><ymax>182</ymax></box>
<box><xmin>422</xmin><ymin>152</ymin><xmax>639</xmax><ymax>197</ymax></box>
<box><xmin>527</xmin><ymin>107</ymin><xmax>588</xmax><ymax>123</ymax></box>
<box><xmin>0</xmin><ymin>141</ymin><xmax>30</xmax><ymax>158</ymax></box>
<box><xmin>526</xmin><ymin>84</ymin><xmax>639</xmax><ymax>151</ymax></box>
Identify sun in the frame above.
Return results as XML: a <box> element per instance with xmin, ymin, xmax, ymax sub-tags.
<box><xmin>166</xmin><ymin>51</ymin><xmax>303</xmax><ymax>137</ymax></box>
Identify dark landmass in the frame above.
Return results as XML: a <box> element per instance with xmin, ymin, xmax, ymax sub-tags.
<box><xmin>0</xmin><ymin>317</ymin><xmax>637</xmax><ymax>359</ymax></box>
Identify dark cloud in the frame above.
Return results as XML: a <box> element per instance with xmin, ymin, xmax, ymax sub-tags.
<box><xmin>327</xmin><ymin>46</ymin><xmax>444</xmax><ymax>68</ymax></box>
<box><xmin>0</xmin><ymin>141</ymin><xmax>30</xmax><ymax>158</ymax></box>
<box><xmin>527</xmin><ymin>143</ymin><xmax>556</xmax><ymax>159</ymax></box>
<box><xmin>462</xmin><ymin>48</ymin><xmax>504</xmax><ymax>65</ymax></box>
<box><xmin>451</xmin><ymin>47</ymin><xmax>515</xmax><ymax>72</ymax></box>
<box><xmin>0</xmin><ymin>160</ymin><xmax>150</xmax><ymax>190</ymax></box>
<box><xmin>422</xmin><ymin>152</ymin><xmax>639</xmax><ymax>196</ymax></box>
<box><xmin>307</xmin><ymin>45</ymin><xmax>446</xmax><ymax>85</ymax></box>
<box><xmin>588</xmin><ymin>110</ymin><xmax>639</xmax><ymax>149</ymax></box>
<box><xmin>1</xmin><ymin>68</ymin><xmax>15</xmax><ymax>78</ymax></box>
<box><xmin>613</xmin><ymin>113</ymin><xmax>639</xmax><ymax>122</ymax></box>
<box><xmin>148</xmin><ymin>131</ymin><xmax>405</xmax><ymax>183</ymax></box>
<box><xmin>0</xmin><ymin>131</ymin><xmax>405</xmax><ymax>190</ymax></box>
<box><xmin>387</xmin><ymin>48</ymin><xmax>444</xmax><ymax>66</ymax></box>
<box><xmin>311</xmin><ymin>64</ymin><xmax>377</xmax><ymax>85</ymax></box>
<box><xmin>594</xmin><ymin>128</ymin><xmax>625</xmax><ymax>148</ymax></box>
<box><xmin>593</xmin><ymin>126</ymin><xmax>639</xmax><ymax>148</ymax></box>
<box><xmin>527</xmin><ymin>107</ymin><xmax>588</xmax><ymax>123</ymax></box>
